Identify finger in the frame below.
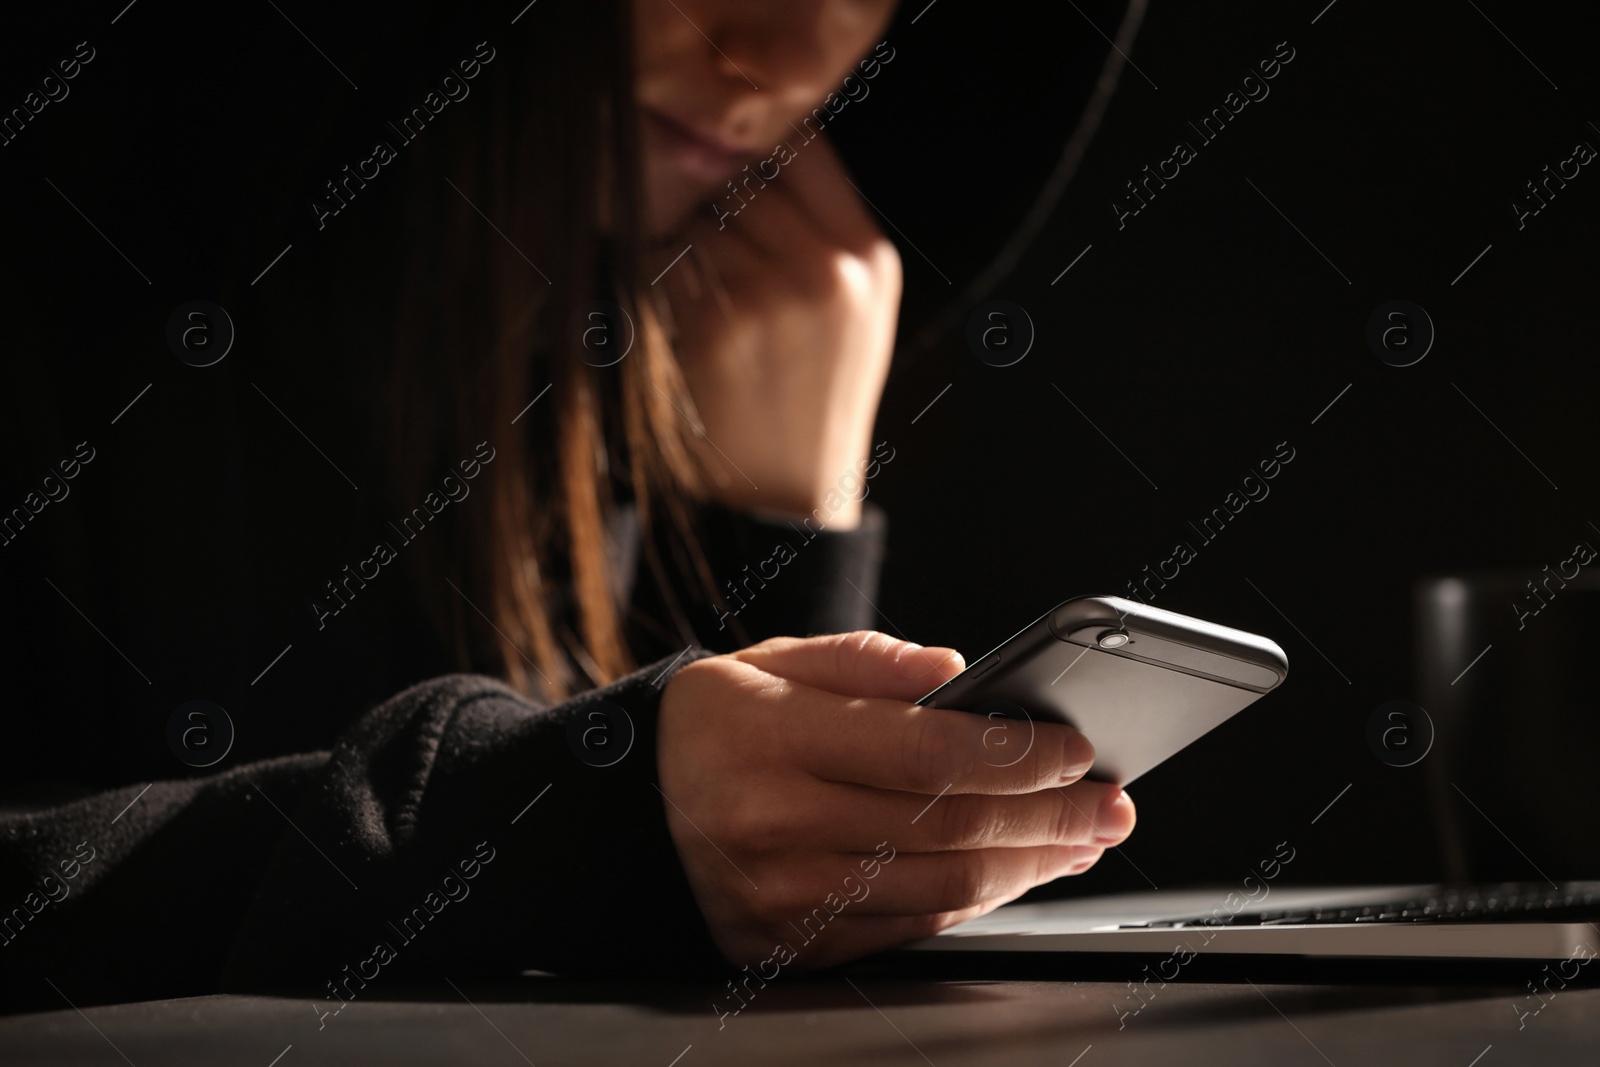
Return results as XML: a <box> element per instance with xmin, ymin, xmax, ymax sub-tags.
<box><xmin>756</xmin><ymin>133</ymin><xmax>878</xmax><ymax>247</ymax></box>
<box><xmin>760</xmin><ymin>778</ymin><xmax>1132</xmax><ymax>853</ymax></box>
<box><xmin>661</xmin><ymin>225</ymin><xmax>763</xmax><ymax>312</ymax></box>
<box><xmin>729</xmin><ymin>845</ymin><xmax>1111</xmax><ymax>971</ymax></box>
<box><xmin>769</xmin><ymin>683</ymin><xmax>1096</xmax><ymax>794</ymax></box>
<box><xmin>766</xmin><ymin>845</ymin><xmax>1090</xmax><ymax>921</ymax></box>
<box><xmin>738</xmin><ymin>630</ymin><xmax>965</xmax><ymax>702</ymax></box>
<box><xmin>1077</xmin><ymin>785</ymin><xmax>1136</xmax><ymax>845</ymax></box>
<box><xmin>723</xmin><ymin>904</ymin><xmax>996</xmax><ymax>972</ymax></box>
<box><xmin>689</xmin><ymin>173</ymin><xmax>821</xmax><ymax>264</ymax></box>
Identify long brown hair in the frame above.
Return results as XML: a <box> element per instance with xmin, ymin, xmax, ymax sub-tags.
<box><xmin>379</xmin><ymin>0</ymin><xmax>711</xmax><ymax>702</ymax></box>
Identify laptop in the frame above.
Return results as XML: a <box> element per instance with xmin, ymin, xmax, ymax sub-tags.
<box><xmin>898</xmin><ymin>881</ymin><xmax>1600</xmax><ymax>964</ymax></box>
<box><xmin>895</xmin><ymin>580</ymin><xmax>1600</xmax><ymax>973</ymax></box>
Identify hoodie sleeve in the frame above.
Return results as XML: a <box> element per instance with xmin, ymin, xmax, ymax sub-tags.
<box><xmin>627</xmin><ymin>499</ymin><xmax>890</xmax><ymax>658</ymax></box>
<box><xmin>0</xmin><ymin>649</ymin><xmax>725</xmax><ymax>1011</ymax></box>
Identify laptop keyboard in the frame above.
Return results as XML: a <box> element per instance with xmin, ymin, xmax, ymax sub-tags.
<box><xmin>1120</xmin><ymin>882</ymin><xmax>1600</xmax><ymax>928</ymax></box>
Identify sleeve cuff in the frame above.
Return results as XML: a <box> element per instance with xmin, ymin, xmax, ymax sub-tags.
<box><xmin>694</xmin><ymin>500</ymin><xmax>888</xmax><ymax>653</ymax></box>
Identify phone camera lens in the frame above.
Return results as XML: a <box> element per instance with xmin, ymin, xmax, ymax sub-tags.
<box><xmin>1097</xmin><ymin>629</ymin><xmax>1130</xmax><ymax>648</ymax></box>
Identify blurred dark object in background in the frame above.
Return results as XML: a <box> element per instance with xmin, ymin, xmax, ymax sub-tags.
<box><xmin>1417</xmin><ymin>571</ymin><xmax>1600</xmax><ymax>884</ymax></box>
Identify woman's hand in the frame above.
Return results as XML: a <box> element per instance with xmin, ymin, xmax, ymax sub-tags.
<box><xmin>657</xmin><ymin>631</ymin><xmax>1137</xmax><ymax>971</ymax></box>
<box><xmin>656</xmin><ymin>135</ymin><xmax>901</xmax><ymax>527</ymax></box>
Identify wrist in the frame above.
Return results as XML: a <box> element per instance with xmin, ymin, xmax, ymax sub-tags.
<box><xmin>706</xmin><ymin>472</ymin><xmax>866</xmax><ymax>531</ymax></box>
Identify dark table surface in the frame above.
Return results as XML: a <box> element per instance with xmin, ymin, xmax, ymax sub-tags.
<box><xmin>4</xmin><ymin>972</ymin><xmax>1596</xmax><ymax>1066</ymax></box>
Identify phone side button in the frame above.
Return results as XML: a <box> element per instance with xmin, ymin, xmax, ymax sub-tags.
<box><xmin>967</xmin><ymin>652</ymin><xmax>1001</xmax><ymax>678</ymax></box>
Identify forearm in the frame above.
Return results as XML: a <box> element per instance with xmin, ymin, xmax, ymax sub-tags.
<box><xmin>0</xmin><ymin>650</ymin><xmax>724</xmax><ymax>1012</ymax></box>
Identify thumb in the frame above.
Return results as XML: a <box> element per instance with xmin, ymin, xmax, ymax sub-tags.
<box><xmin>734</xmin><ymin>630</ymin><xmax>965</xmax><ymax>702</ymax></box>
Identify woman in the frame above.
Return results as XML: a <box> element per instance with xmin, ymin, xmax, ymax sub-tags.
<box><xmin>0</xmin><ymin>0</ymin><xmax>1135</xmax><ymax>1007</ymax></box>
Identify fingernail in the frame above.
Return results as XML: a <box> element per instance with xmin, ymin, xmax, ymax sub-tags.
<box><xmin>1093</xmin><ymin>788</ymin><xmax>1128</xmax><ymax>844</ymax></box>
<box><xmin>1060</xmin><ymin>758</ymin><xmax>1095</xmax><ymax>783</ymax></box>
<box><xmin>1059</xmin><ymin>735</ymin><xmax>1096</xmax><ymax>782</ymax></box>
<box><xmin>907</xmin><ymin>646</ymin><xmax>963</xmax><ymax>675</ymax></box>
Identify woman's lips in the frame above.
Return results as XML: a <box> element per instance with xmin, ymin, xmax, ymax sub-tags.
<box><xmin>642</xmin><ymin>107</ymin><xmax>753</xmax><ymax>182</ymax></box>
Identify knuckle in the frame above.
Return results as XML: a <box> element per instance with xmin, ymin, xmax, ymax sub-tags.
<box><xmin>940</xmin><ymin>797</ymin><xmax>998</xmax><ymax>851</ymax></box>
<box><xmin>746</xmin><ymin>878</ymin><xmax>800</xmax><ymax>925</ymax></box>
<box><xmin>1052</xmin><ymin>794</ymin><xmax>1084</xmax><ymax>844</ymax></box>
<box><xmin>790</xmin><ymin>252</ymin><xmax>842</xmax><ymax>299</ymax></box>
<box><xmin>938</xmin><ymin>853</ymin><xmax>990</xmax><ymax>911</ymax></box>
<box><xmin>1045</xmin><ymin>728</ymin><xmax>1076</xmax><ymax>786</ymax></box>
<box><xmin>866</xmin><ymin>237</ymin><xmax>902</xmax><ymax>286</ymax></box>
<box><xmin>833</xmin><ymin>630</ymin><xmax>879</xmax><ymax>679</ymax></box>
<box><xmin>903</xmin><ymin>713</ymin><xmax>958</xmax><ymax>793</ymax></box>
<box><xmin>1027</xmin><ymin>725</ymin><xmax>1079</xmax><ymax>789</ymax></box>
<box><xmin>859</xmin><ymin>629</ymin><xmax>899</xmax><ymax>658</ymax></box>
<box><xmin>831</xmin><ymin>250</ymin><xmax>876</xmax><ymax>300</ymax></box>
<box><xmin>720</xmin><ymin>799</ymin><xmax>787</xmax><ymax>854</ymax></box>
<box><xmin>858</xmin><ymin>629</ymin><xmax>898</xmax><ymax>654</ymax></box>
<box><xmin>1035</xmin><ymin>846</ymin><xmax>1067</xmax><ymax>884</ymax></box>
<box><xmin>813</xmin><ymin>245</ymin><xmax>896</xmax><ymax>305</ymax></box>
<box><xmin>739</xmin><ymin>636</ymin><xmax>793</xmax><ymax>659</ymax></box>
<box><xmin>901</xmin><ymin>911</ymin><xmax>950</xmax><ymax>941</ymax></box>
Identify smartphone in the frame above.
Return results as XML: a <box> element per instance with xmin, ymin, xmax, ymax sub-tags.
<box><xmin>917</xmin><ymin>595</ymin><xmax>1288</xmax><ymax>785</ymax></box>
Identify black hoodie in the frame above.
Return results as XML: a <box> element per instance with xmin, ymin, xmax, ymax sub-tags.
<box><xmin>0</xmin><ymin>0</ymin><xmax>1141</xmax><ymax>1011</ymax></box>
